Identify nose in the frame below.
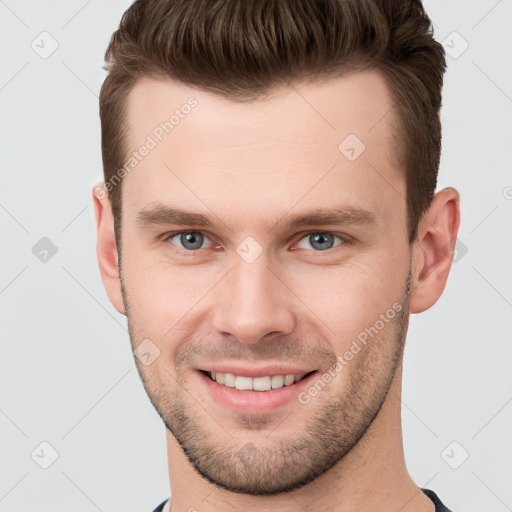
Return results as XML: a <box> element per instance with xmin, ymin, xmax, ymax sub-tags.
<box><xmin>211</xmin><ymin>253</ymin><xmax>297</xmax><ymax>345</ymax></box>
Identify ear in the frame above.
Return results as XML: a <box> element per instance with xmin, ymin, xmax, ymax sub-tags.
<box><xmin>92</xmin><ymin>183</ymin><xmax>126</xmax><ymax>315</ymax></box>
<box><xmin>410</xmin><ymin>187</ymin><xmax>461</xmax><ymax>314</ymax></box>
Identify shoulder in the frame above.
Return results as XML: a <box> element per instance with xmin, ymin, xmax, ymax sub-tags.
<box><xmin>151</xmin><ymin>497</ymin><xmax>170</xmax><ymax>512</ymax></box>
<box><xmin>422</xmin><ymin>488</ymin><xmax>454</xmax><ymax>512</ymax></box>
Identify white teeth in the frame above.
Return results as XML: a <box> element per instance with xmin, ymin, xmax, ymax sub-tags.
<box><xmin>271</xmin><ymin>375</ymin><xmax>284</xmax><ymax>389</ymax></box>
<box><xmin>208</xmin><ymin>371</ymin><xmax>310</xmax><ymax>391</ymax></box>
<box><xmin>223</xmin><ymin>373</ymin><xmax>236</xmax><ymax>387</ymax></box>
<box><xmin>235</xmin><ymin>376</ymin><xmax>253</xmax><ymax>390</ymax></box>
<box><xmin>284</xmin><ymin>374</ymin><xmax>295</xmax><ymax>386</ymax></box>
<box><xmin>253</xmin><ymin>376</ymin><xmax>272</xmax><ymax>391</ymax></box>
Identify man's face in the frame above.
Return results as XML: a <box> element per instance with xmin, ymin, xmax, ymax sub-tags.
<box><xmin>118</xmin><ymin>70</ymin><xmax>412</xmax><ymax>494</ymax></box>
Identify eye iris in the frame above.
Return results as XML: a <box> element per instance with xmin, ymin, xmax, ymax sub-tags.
<box><xmin>181</xmin><ymin>232</ymin><xmax>203</xmax><ymax>250</ymax></box>
<box><xmin>310</xmin><ymin>233</ymin><xmax>334</xmax><ymax>251</ymax></box>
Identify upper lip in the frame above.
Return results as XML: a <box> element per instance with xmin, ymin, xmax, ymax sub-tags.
<box><xmin>199</xmin><ymin>365</ymin><xmax>317</xmax><ymax>378</ymax></box>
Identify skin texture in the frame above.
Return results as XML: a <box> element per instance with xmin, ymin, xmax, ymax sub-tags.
<box><xmin>93</xmin><ymin>69</ymin><xmax>460</xmax><ymax>512</ymax></box>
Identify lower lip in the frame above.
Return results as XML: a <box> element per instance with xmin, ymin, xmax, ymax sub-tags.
<box><xmin>197</xmin><ymin>370</ymin><xmax>318</xmax><ymax>414</ymax></box>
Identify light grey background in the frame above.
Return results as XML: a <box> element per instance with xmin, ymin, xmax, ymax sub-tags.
<box><xmin>1</xmin><ymin>1</ymin><xmax>511</xmax><ymax>511</ymax></box>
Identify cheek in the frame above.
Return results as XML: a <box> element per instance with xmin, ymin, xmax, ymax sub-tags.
<box><xmin>286</xmin><ymin>259</ymin><xmax>405</xmax><ymax>345</ymax></box>
<box><xmin>121</xmin><ymin>251</ymin><xmax>219</xmax><ymax>332</ymax></box>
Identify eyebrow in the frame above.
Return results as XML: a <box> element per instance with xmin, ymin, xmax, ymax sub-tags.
<box><xmin>136</xmin><ymin>203</ymin><xmax>380</xmax><ymax>232</ymax></box>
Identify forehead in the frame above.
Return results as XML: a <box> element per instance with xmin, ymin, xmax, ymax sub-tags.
<box><xmin>125</xmin><ymin>69</ymin><xmax>396</xmax><ymax>148</ymax></box>
<box><xmin>121</xmin><ymin>70</ymin><xmax>404</xmax><ymax>230</ymax></box>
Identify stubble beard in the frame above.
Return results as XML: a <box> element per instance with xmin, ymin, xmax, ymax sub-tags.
<box><xmin>121</xmin><ymin>267</ymin><xmax>412</xmax><ymax>495</ymax></box>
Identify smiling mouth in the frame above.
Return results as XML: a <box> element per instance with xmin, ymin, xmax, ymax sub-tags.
<box><xmin>199</xmin><ymin>370</ymin><xmax>317</xmax><ymax>391</ymax></box>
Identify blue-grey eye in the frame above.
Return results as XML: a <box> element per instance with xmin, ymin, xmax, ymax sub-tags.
<box><xmin>171</xmin><ymin>232</ymin><xmax>206</xmax><ymax>250</ymax></box>
<box><xmin>296</xmin><ymin>233</ymin><xmax>344</xmax><ymax>251</ymax></box>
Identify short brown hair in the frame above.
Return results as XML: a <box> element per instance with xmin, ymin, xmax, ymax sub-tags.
<box><xmin>99</xmin><ymin>0</ymin><xmax>446</xmax><ymax>248</ymax></box>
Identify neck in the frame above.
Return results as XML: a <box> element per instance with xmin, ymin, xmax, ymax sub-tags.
<box><xmin>164</xmin><ymin>362</ymin><xmax>434</xmax><ymax>512</ymax></box>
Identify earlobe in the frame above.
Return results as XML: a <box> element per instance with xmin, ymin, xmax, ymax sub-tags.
<box><xmin>409</xmin><ymin>187</ymin><xmax>461</xmax><ymax>314</ymax></box>
<box><xmin>92</xmin><ymin>183</ymin><xmax>126</xmax><ymax>315</ymax></box>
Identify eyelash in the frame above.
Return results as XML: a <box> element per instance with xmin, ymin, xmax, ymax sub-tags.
<box><xmin>161</xmin><ymin>230</ymin><xmax>351</xmax><ymax>256</ymax></box>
